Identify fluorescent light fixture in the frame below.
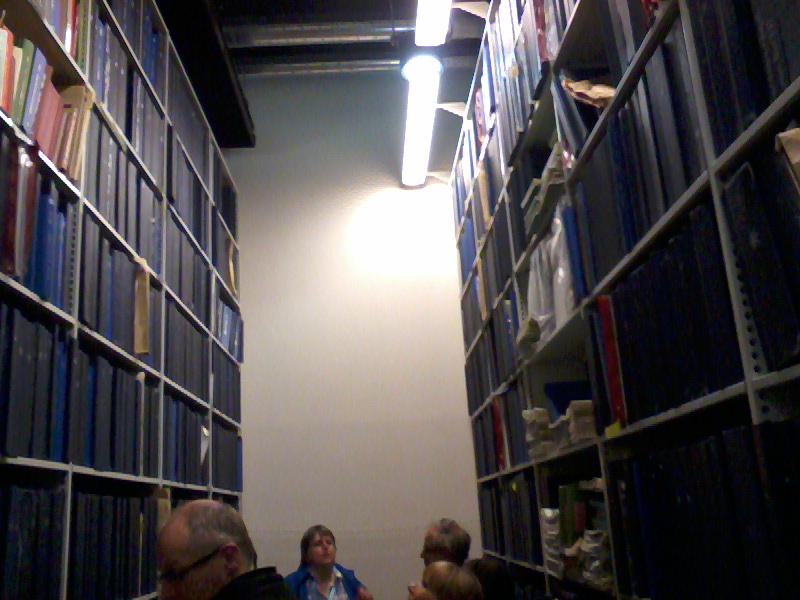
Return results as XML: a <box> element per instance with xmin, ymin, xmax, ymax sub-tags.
<box><xmin>415</xmin><ymin>0</ymin><xmax>453</xmax><ymax>46</ymax></box>
<box><xmin>401</xmin><ymin>55</ymin><xmax>443</xmax><ymax>187</ymax></box>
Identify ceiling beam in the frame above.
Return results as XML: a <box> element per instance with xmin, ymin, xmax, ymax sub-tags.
<box><xmin>225</xmin><ymin>20</ymin><xmax>416</xmax><ymax>48</ymax></box>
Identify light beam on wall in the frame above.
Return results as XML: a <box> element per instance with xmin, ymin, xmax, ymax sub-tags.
<box><xmin>401</xmin><ymin>55</ymin><xmax>443</xmax><ymax>187</ymax></box>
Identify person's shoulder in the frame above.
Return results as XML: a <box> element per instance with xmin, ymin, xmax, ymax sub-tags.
<box><xmin>284</xmin><ymin>565</ymin><xmax>310</xmax><ymax>586</ymax></box>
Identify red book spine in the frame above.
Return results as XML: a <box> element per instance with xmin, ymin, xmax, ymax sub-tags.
<box><xmin>533</xmin><ymin>0</ymin><xmax>550</xmax><ymax>63</ymax></box>
<box><xmin>597</xmin><ymin>295</ymin><xmax>627</xmax><ymax>428</ymax></box>
<box><xmin>1</xmin><ymin>27</ymin><xmax>13</xmax><ymax>113</ymax></box>
<box><xmin>47</xmin><ymin>99</ymin><xmax>65</xmax><ymax>159</ymax></box>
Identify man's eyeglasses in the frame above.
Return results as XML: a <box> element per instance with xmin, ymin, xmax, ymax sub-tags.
<box><xmin>158</xmin><ymin>545</ymin><xmax>224</xmax><ymax>584</ymax></box>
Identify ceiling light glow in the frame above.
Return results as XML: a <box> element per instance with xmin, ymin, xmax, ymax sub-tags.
<box><xmin>401</xmin><ymin>55</ymin><xmax>443</xmax><ymax>187</ymax></box>
<box><xmin>415</xmin><ymin>0</ymin><xmax>453</xmax><ymax>46</ymax></box>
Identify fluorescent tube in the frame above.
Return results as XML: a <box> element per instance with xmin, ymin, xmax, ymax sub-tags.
<box><xmin>401</xmin><ymin>55</ymin><xmax>443</xmax><ymax>187</ymax></box>
<box><xmin>415</xmin><ymin>0</ymin><xmax>453</xmax><ymax>46</ymax></box>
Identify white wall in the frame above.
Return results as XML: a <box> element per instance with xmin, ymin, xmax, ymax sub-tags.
<box><xmin>223</xmin><ymin>69</ymin><xmax>480</xmax><ymax>600</ymax></box>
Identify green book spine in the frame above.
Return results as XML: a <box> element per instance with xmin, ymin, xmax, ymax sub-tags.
<box><xmin>11</xmin><ymin>39</ymin><xmax>35</xmax><ymax>123</ymax></box>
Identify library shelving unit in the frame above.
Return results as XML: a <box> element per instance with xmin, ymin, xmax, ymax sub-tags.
<box><xmin>0</xmin><ymin>0</ymin><xmax>245</xmax><ymax>598</ymax></box>
<box><xmin>452</xmin><ymin>1</ymin><xmax>800</xmax><ymax>599</ymax></box>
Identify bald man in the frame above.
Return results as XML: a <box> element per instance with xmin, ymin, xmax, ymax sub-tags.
<box><xmin>409</xmin><ymin>519</ymin><xmax>472</xmax><ymax>599</ymax></box>
<box><xmin>419</xmin><ymin>519</ymin><xmax>471</xmax><ymax>567</ymax></box>
<box><xmin>419</xmin><ymin>561</ymin><xmax>482</xmax><ymax>600</ymax></box>
<box><xmin>156</xmin><ymin>499</ymin><xmax>294</xmax><ymax>600</ymax></box>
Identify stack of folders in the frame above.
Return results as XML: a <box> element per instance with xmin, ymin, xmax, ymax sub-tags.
<box><xmin>523</xmin><ymin>407</ymin><xmax>552</xmax><ymax>459</ymax></box>
<box><xmin>580</xmin><ymin>530</ymin><xmax>612</xmax><ymax>591</ymax></box>
<box><xmin>541</xmin><ymin>507</ymin><xmax>564</xmax><ymax>578</ymax></box>
<box><xmin>523</xmin><ymin>400</ymin><xmax>596</xmax><ymax>460</ymax></box>
<box><xmin>566</xmin><ymin>400</ymin><xmax>596</xmax><ymax>442</ymax></box>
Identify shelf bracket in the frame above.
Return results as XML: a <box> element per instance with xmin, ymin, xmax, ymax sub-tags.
<box><xmin>438</xmin><ymin>102</ymin><xmax>467</xmax><ymax>117</ymax></box>
<box><xmin>428</xmin><ymin>171</ymin><xmax>451</xmax><ymax>184</ymax></box>
<box><xmin>452</xmin><ymin>2</ymin><xmax>490</xmax><ymax>19</ymax></box>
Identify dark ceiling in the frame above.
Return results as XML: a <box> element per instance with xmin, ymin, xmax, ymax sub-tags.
<box><xmin>215</xmin><ymin>0</ymin><xmax>418</xmax><ymax>23</ymax></box>
<box><xmin>155</xmin><ymin>0</ymin><xmax>484</xmax><ymax>148</ymax></box>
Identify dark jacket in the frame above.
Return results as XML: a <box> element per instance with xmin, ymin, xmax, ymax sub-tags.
<box><xmin>284</xmin><ymin>563</ymin><xmax>362</xmax><ymax>600</ymax></box>
<box><xmin>212</xmin><ymin>566</ymin><xmax>296</xmax><ymax>600</ymax></box>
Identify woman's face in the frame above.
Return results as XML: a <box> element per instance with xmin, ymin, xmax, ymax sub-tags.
<box><xmin>306</xmin><ymin>533</ymin><xmax>337</xmax><ymax>568</ymax></box>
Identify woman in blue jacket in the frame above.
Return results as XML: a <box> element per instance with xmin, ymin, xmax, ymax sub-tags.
<box><xmin>285</xmin><ymin>525</ymin><xmax>374</xmax><ymax>600</ymax></box>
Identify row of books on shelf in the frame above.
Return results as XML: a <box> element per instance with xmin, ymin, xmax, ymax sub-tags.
<box><xmin>1</xmin><ymin>26</ymin><xmax>93</xmax><ymax>182</ymax></box>
<box><xmin>85</xmin><ymin>107</ymin><xmax>163</xmax><ymax>275</ymax></box>
<box><xmin>456</xmin><ymin>132</ymin><xmax>561</xmax><ymax>331</ymax></box>
<box><xmin>463</xmin><ymin>292</ymin><xmax>520</xmax><ymax>414</ymax></box>
<box><xmin>461</xmin><ymin>277</ymin><xmax>482</xmax><ymax>347</ymax></box>
<box><xmin>0</xmin><ymin>287</ymin><xmax>241</xmax><ymax>473</ymax></box>
<box><xmin>472</xmin><ymin>386</ymin><xmax>528</xmax><ymax>477</ymax></box>
<box><xmin>70</xmin><ymin>491</ymin><xmax>160</xmax><ymax>599</ymax></box>
<box><xmin>168</xmin><ymin>57</ymin><xmax>208</xmax><ymax>188</ymax></box>
<box><xmin>455</xmin><ymin>0</ymin><xmax>563</xmax><ymax>223</ymax></box>
<box><xmin>607</xmin><ymin>421</ymin><xmax>800</xmax><ymax>600</ymax></box>
<box><xmin>64</xmin><ymin>340</ymin><xmax>143</xmax><ymax>471</ymax></box>
<box><xmin>164</xmin><ymin>299</ymin><xmax>207</xmax><ymax>400</ymax></box>
<box><xmin>0</xmin><ymin>307</ymin><xmax>70</xmax><ymax>462</ymax></box>
<box><xmin>472</xmin><ymin>378</ymin><xmax>596</xmax><ymax>478</ymax></box>
<box><xmin>214</xmin><ymin>296</ymin><xmax>242</xmax><ymax>362</ymax></box>
<box><xmin>465</xmin><ymin>319</ymin><xmax>491</xmax><ymax>411</ymax></box>
<box><xmin>165</xmin><ymin>210</ymin><xmax>209</xmax><ymax>325</ymax></box>
<box><xmin>459</xmin><ymin>204</ymin><xmax>516</xmax><ymax>347</ymax></box>
<box><xmin>162</xmin><ymin>391</ymin><xmax>207</xmax><ymax>486</ymax></box>
<box><xmin>141</xmin><ymin>380</ymin><xmax>158</xmax><ymax>477</ymax></box>
<box><xmin>584</xmin><ymin>128</ymin><xmax>800</xmax><ymax>430</ymax></box>
<box><xmin>559</xmin><ymin>0</ymin><xmax>799</xmax><ymax>282</ymax></box>
<box><xmin>212</xmin><ymin>344</ymin><xmax>240</xmax><ymax>422</ymax></box>
<box><xmin>212</xmin><ymin>209</ymin><xmax>238</xmax><ymax>297</ymax></box>
<box><xmin>212</xmin><ymin>421</ymin><xmax>242</xmax><ymax>493</ymax></box>
<box><xmin>587</xmin><ymin>200</ymin><xmax>740</xmax><ymax>428</ymax></box>
<box><xmin>473</xmin><ymin>400</ymin><xmax>506</xmax><ymax>478</ymax></box>
<box><xmin>0</xmin><ymin>483</ymin><xmax>65</xmax><ymax>600</ymax></box>
<box><xmin>213</xmin><ymin>153</ymin><xmax>237</xmax><ymax>238</ymax></box>
<box><xmin>80</xmin><ymin>211</ymin><xmax>149</xmax><ymax>357</ymax></box>
<box><xmin>460</xmin><ymin>133</ymin><xmax>797</xmax><ymax>448</ymax></box>
<box><xmin>30</xmin><ymin>0</ymin><xmax>167</xmax><ymax>97</ymax></box>
<box><xmin>457</xmin><ymin>214</ymin><xmax>476</xmax><ymax>286</ymax></box>
<box><xmin>687</xmin><ymin>0</ymin><xmax>799</xmax><ymax>155</ymax></box>
<box><xmin>505</xmin><ymin>471</ymin><xmax>542</xmax><ymax>565</ymax></box>
<box><xmin>168</xmin><ymin>129</ymin><xmax>207</xmax><ymax>247</ymax></box>
<box><xmin>88</xmin><ymin>4</ymin><xmax>164</xmax><ymax>185</ymax></box>
<box><xmin>128</xmin><ymin>58</ymin><xmax>164</xmax><ymax>187</ymax></box>
<box><xmin>560</xmin><ymin>93</ymin><xmax>697</xmax><ymax>285</ymax></box>
<box><xmin>477</xmin><ymin>481</ymin><xmax>505</xmax><ymax>556</ymax></box>
<box><xmin>0</xmin><ymin>137</ymin><xmax>71</xmax><ymax>305</ymax></box>
<box><xmin>482</xmin><ymin>471</ymin><xmax>543</xmax><ymax>566</ymax></box>
<box><xmin>541</xmin><ymin>479</ymin><xmax>611</xmax><ymax>590</ymax></box>
<box><xmin>453</xmin><ymin>122</ymin><xmax>504</xmax><ymax>241</ymax></box>
<box><xmin>0</xmin><ymin>297</ymin><xmax>152</xmax><ymax>469</ymax></box>
<box><xmin>482</xmin><ymin>198</ymin><xmax>514</xmax><ymax>304</ymax></box>
<box><xmin>723</xmin><ymin>132</ymin><xmax>800</xmax><ymax>372</ymax></box>
<box><xmin>487</xmin><ymin>0</ymin><xmax>548</xmax><ymax>168</ymax></box>
<box><xmin>106</xmin><ymin>0</ymin><xmax>168</xmax><ymax>100</ymax></box>
<box><xmin>7</xmin><ymin>0</ymin><xmax>219</xmax><ymax>206</ymax></box>
<box><xmin>87</xmin><ymin>4</ymin><xmax>130</xmax><ymax>139</ymax></box>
